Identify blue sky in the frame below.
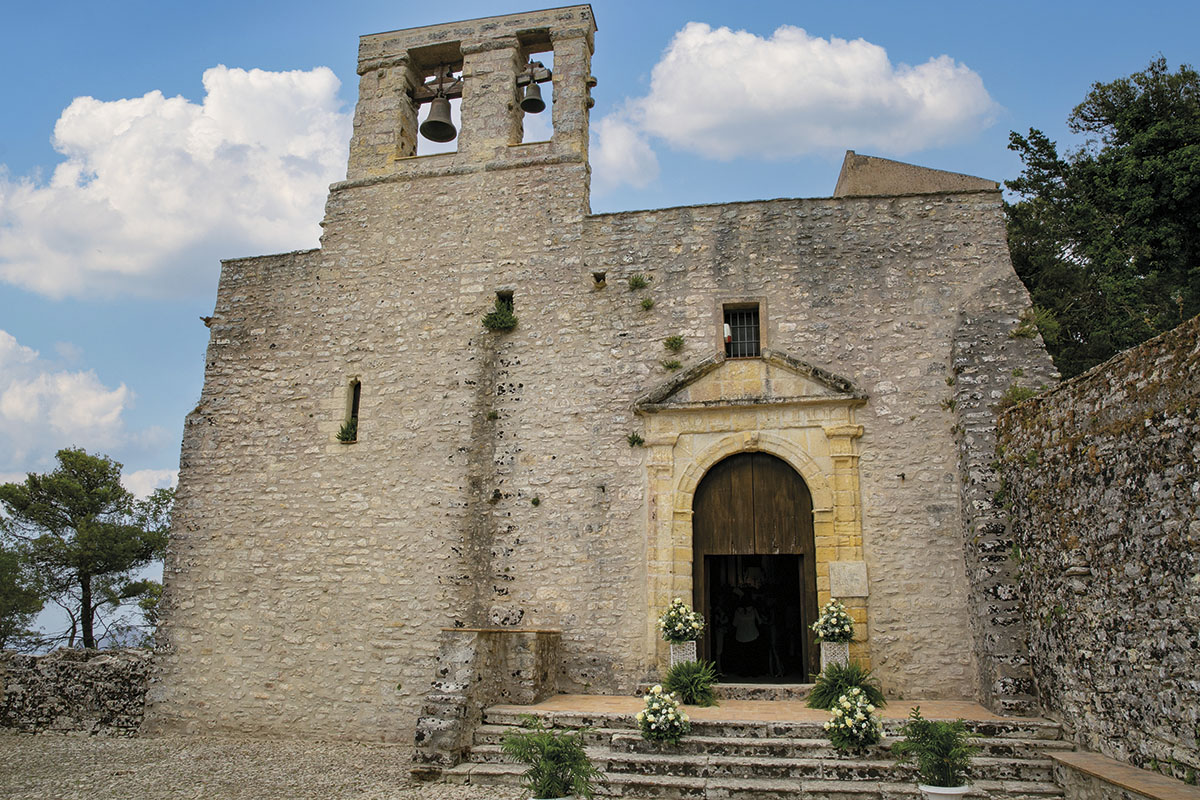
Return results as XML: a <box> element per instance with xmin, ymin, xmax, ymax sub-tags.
<box><xmin>1</xmin><ymin>0</ymin><xmax>1197</xmax><ymax>501</ymax></box>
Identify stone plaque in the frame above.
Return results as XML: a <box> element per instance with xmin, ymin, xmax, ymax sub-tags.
<box><xmin>829</xmin><ymin>560</ymin><xmax>869</xmax><ymax>597</ymax></box>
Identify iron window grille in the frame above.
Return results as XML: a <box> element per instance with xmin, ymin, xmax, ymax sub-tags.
<box><xmin>725</xmin><ymin>307</ymin><xmax>760</xmax><ymax>358</ymax></box>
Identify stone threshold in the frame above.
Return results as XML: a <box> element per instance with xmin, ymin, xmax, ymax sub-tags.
<box><xmin>1052</xmin><ymin>752</ymin><xmax>1200</xmax><ymax>800</ymax></box>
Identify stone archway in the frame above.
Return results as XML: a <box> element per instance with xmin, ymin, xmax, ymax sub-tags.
<box><xmin>633</xmin><ymin>350</ymin><xmax>870</xmax><ymax>673</ymax></box>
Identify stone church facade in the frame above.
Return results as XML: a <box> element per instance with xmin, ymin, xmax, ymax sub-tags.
<box><xmin>147</xmin><ymin>6</ymin><xmax>1058</xmax><ymax>740</ymax></box>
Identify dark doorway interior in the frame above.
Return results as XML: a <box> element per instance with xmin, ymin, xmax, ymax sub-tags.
<box><xmin>705</xmin><ymin>554</ymin><xmax>808</xmax><ymax>681</ymax></box>
<box><xmin>692</xmin><ymin>452</ymin><xmax>819</xmax><ymax>681</ymax></box>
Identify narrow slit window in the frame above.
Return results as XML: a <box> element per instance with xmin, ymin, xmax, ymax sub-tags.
<box><xmin>724</xmin><ymin>306</ymin><xmax>760</xmax><ymax>358</ymax></box>
<box><xmin>338</xmin><ymin>379</ymin><xmax>361</xmax><ymax>443</ymax></box>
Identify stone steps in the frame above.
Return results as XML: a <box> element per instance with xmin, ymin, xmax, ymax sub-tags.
<box><xmin>464</xmin><ymin>742</ymin><xmax>1057</xmax><ymax>783</ymax></box>
<box><xmin>445</xmin><ymin>762</ymin><xmax>1063</xmax><ymax>800</ymax></box>
<box><xmin>442</xmin><ymin>703</ymin><xmax>1070</xmax><ymax>800</ymax></box>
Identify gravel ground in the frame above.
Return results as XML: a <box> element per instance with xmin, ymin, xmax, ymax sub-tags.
<box><xmin>0</xmin><ymin>733</ymin><xmax>523</xmax><ymax>800</ymax></box>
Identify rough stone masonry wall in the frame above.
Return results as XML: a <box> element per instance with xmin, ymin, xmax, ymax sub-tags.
<box><xmin>0</xmin><ymin>648</ymin><xmax>151</xmax><ymax>735</ymax></box>
<box><xmin>999</xmin><ymin>314</ymin><xmax>1200</xmax><ymax>778</ymax></box>
<box><xmin>952</xmin><ymin>308</ymin><xmax>1059</xmax><ymax>716</ymax></box>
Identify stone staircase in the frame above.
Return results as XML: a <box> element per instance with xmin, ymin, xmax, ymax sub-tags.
<box><xmin>442</xmin><ymin>703</ymin><xmax>1072</xmax><ymax>800</ymax></box>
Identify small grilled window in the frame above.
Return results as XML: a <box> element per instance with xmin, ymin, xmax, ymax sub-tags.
<box><xmin>724</xmin><ymin>306</ymin><xmax>760</xmax><ymax>358</ymax></box>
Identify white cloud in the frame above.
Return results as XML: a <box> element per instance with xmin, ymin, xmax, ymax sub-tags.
<box><xmin>122</xmin><ymin>468</ymin><xmax>178</xmax><ymax>500</ymax></box>
<box><xmin>0</xmin><ymin>66</ymin><xmax>352</xmax><ymax>300</ymax></box>
<box><xmin>591</xmin><ymin>115</ymin><xmax>661</xmax><ymax>195</ymax></box>
<box><xmin>591</xmin><ymin>22</ymin><xmax>998</xmax><ymax>190</ymax></box>
<box><xmin>0</xmin><ymin>329</ymin><xmax>130</xmax><ymax>470</ymax></box>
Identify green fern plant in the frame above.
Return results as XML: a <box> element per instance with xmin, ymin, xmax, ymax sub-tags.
<box><xmin>500</xmin><ymin>715</ymin><xmax>601</xmax><ymax>799</ymax></box>
<box><xmin>892</xmin><ymin>707</ymin><xmax>979</xmax><ymax>787</ymax></box>
<box><xmin>663</xmin><ymin>659</ymin><xmax>718</xmax><ymax>707</ymax></box>
<box><xmin>806</xmin><ymin>661</ymin><xmax>885</xmax><ymax>710</ymax></box>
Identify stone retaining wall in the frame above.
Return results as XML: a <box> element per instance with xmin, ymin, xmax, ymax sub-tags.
<box><xmin>0</xmin><ymin>648</ymin><xmax>152</xmax><ymax>735</ymax></box>
<box><xmin>999</xmin><ymin>314</ymin><xmax>1200</xmax><ymax>779</ymax></box>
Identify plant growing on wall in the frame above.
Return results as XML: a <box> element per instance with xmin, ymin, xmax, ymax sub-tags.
<box><xmin>640</xmin><ymin>296</ymin><xmax>655</xmax><ymax>310</ymax></box>
<box><xmin>336</xmin><ymin>418</ymin><xmax>358</xmax><ymax>442</ymax></box>
<box><xmin>627</xmin><ymin>432</ymin><xmax>644</xmax><ymax>447</ymax></box>
<box><xmin>663</xmin><ymin>335</ymin><xmax>684</xmax><ymax>353</ymax></box>
<box><xmin>482</xmin><ymin>296</ymin><xmax>518</xmax><ymax>331</ymax></box>
<box><xmin>662</xmin><ymin>360</ymin><xmax>682</xmax><ymax>371</ymax></box>
<box><xmin>628</xmin><ymin>273</ymin><xmax>650</xmax><ymax>291</ymax></box>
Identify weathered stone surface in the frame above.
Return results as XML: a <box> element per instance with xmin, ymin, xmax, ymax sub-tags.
<box><xmin>145</xmin><ymin>7</ymin><xmax>1055</xmax><ymax>743</ymax></box>
<box><xmin>0</xmin><ymin>648</ymin><xmax>151</xmax><ymax>735</ymax></box>
<box><xmin>1000</xmin><ymin>314</ymin><xmax>1200</xmax><ymax>779</ymax></box>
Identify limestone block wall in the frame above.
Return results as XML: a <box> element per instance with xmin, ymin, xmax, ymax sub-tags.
<box><xmin>999</xmin><ymin>315</ymin><xmax>1200</xmax><ymax>778</ymax></box>
<box><xmin>581</xmin><ymin>191</ymin><xmax>1032</xmax><ymax>701</ymax></box>
<box><xmin>0</xmin><ymin>648</ymin><xmax>151</xmax><ymax>735</ymax></box>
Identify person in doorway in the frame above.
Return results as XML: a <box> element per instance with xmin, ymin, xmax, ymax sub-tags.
<box><xmin>732</xmin><ymin>601</ymin><xmax>763</xmax><ymax>676</ymax></box>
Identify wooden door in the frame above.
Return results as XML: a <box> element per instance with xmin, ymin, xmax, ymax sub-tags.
<box><xmin>692</xmin><ymin>452</ymin><xmax>818</xmax><ymax>679</ymax></box>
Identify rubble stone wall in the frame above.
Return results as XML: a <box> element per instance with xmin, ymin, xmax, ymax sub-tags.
<box><xmin>0</xmin><ymin>648</ymin><xmax>151</xmax><ymax>735</ymax></box>
<box><xmin>999</xmin><ymin>315</ymin><xmax>1200</xmax><ymax>778</ymax></box>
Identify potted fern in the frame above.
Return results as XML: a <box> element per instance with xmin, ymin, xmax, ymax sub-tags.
<box><xmin>892</xmin><ymin>707</ymin><xmax>979</xmax><ymax>800</ymax></box>
<box><xmin>501</xmin><ymin>715</ymin><xmax>602</xmax><ymax>800</ymax></box>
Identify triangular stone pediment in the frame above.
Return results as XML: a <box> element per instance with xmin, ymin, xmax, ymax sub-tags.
<box><xmin>635</xmin><ymin>350</ymin><xmax>865</xmax><ymax>413</ymax></box>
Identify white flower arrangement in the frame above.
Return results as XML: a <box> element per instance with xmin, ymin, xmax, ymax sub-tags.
<box><xmin>811</xmin><ymin>598</ymin><xmax>855</xmax><ymax>643</ymax></box>
<box><xmin>823</xmin><ymin>686</ymin><xmax>883</xmax><ymax>751</ymax></box>
<box><xmin>636</xmin><ymin>684</ymin><xmax>691</xmax><ymax>744</ymax></box>
<box><xmin>657</xmin><ymin>597</ymin><xmax>705</xmax><ymax>644</ymax></box>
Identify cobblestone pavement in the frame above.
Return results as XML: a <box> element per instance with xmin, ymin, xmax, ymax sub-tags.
<box><xmin>0</xmin><ymin>733</ymin><xmax>521</xmax><ymax>800</ymax></box>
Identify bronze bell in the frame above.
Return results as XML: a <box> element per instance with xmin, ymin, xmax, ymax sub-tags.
<box><xmin>419</xmin><ymin>96</ymin><xmax>457</xmax><ymax>142</ymax></box>
<box><xmin>520</xmin><ymin>81</ymin><xmax>546</xmax><ymax>114</ymax></box>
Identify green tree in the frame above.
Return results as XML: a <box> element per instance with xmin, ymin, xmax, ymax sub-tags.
<box><xmin>0</xmin><ymin>449</ymin><xmax>170</xmax><ymax>649</ymax></box>
<box><xmin>1006</xmin><ymin>57</ymin><xmax>1200</xmax><ymax>377</ymax></box>
<box><xmin>0</xmin><ymin>543</ymin><xmax>45</xmax><ymax>650</ymax></box>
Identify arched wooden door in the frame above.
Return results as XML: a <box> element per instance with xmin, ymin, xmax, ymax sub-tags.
<box><xmin>692</xmin><ymin>452</ymin><xmax>818</xmax><ymax>681</ymax></box>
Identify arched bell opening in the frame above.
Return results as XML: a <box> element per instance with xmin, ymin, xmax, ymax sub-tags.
<box><xmin>692</xmin><ymin>451</ymin><xmax>819</xmax><ymax>683</ymax></box>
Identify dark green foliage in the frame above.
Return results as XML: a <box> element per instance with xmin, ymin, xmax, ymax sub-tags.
<box><xmin>663</xmin><ymin>659</ymin><xmax>718</xmax><ymax>707</ymax></box>
<box><xmin>640</xmin><ymin>296</ymin><xmax>655</xmax><ymax>310</ymax></box>
<box><xmin>1006</xmin><ymin>58</ymin><xmax>1200</xmax><ymax>377</ymax></box>
<box><xmin>500</xmin><ymin>715</ymin><xmax>601</xmax><ymax>799</ymax></box>
<box><xmin>0</xmin><ymin>449</ymin><xmax>171</xmax><ymax>649</ymax></box>
<box><xmin>336</xmin><ymin>418</ymin><xmax>358</xmax><ymax>442</ymax></box>
<box><xmin>628</xmin><ymin>273</ymin><xmax>649</xmax><ymax>291</ymax></box>
<box><xmin>893</xmin><ymin>707</ymin><xmax>979</xmax><ymax>787</ymax></box>
<box><xmin>807</xmin><ymin>661</ymin><xmax>886</xmax><ymax>710</ymax></box>
<box><xmin>0</xmin><ymin>543</ymin><xmax>44</xmax><ymax>650</ymax></box>
<box><xmin>996</xmin><ymin>384</ymin><xmax>1038</xmax><ymax>411</ymax></box>
<box><xmin>482</xmin><ymin>296</ymin><xmax>518</xmax><ymax>331</ymax></box>
<box><xmin>627</xmin><ymin>432</ymin><xmax>644</xmax><ymax>447</ymax></box>
<box><xmin>662</xmin><ymin>359</ymin><xmax>682</xmax><ymax>371</ymax></box>
<box><xmin>663</xmin><ymin>335</ymin><xmax>685</xmax><ymax>353</ymax></box>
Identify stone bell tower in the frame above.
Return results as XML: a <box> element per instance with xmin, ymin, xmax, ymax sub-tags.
<box><xmin>345</xmin><ymin>6</ymin><xmax>596</xmax><ymax>182</ymax></box>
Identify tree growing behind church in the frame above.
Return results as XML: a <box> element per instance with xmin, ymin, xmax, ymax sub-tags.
<box><xmin>0</xmin><ymin>449</ymin><xmax>171</xmax><ymax>649</ymax></box>
<box><xmin>1005</xmin><ymin>57</ymin><xmax>1200</xmax><ymax>378</ymax></box>
<box><xmin>0</xmin><ymin>543</ymin><xmax>44</xmax><ymax>650</ymax></box>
